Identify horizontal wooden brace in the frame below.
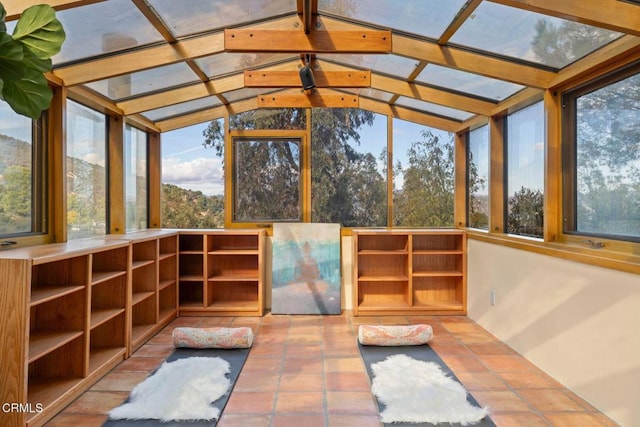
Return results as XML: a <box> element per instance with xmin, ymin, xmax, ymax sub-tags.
<box><xmin>257</xmin><ymin>91</ymin><xmax>359</xmax><ymax>108</ymax></box>
<box><xmin>244</xmin><ymin>70</ymin><xmax>371</xmax><ymax>88</ymax></box>
<box><xmin>225</xmin><ymin>29</ymin><xmax>392</xmax><ymax>53</ymax></box>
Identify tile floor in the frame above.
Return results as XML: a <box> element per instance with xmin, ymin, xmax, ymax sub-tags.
<box><xmin>46</xmin><ymin>313</ymin><xmax>618</xmax><ymax>427</ymax></box>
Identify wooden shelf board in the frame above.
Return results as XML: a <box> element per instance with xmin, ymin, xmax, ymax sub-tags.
<box><xmin>358</xmin><ymin>250</ymin><xmax>408</xmax><ymax>255</ymax></box>
<box><xmin>412</xmin><ymin>300</ymin><xmax>464</xmax><ymax>310</ymax></box>
<box><xmin>208</xmin><ymin>274</ymin><xmax>259</xmax><ymax>282</ymax></box>
<box><xmin>412</xmin><ymin>271</ymin><xmax>463</xmax><ymax>277</ymax></box>
<box><xmin>28</xmin><ymin>330</ymin><xmax>84</xmax><ymax>363</ymax></box>
<box><xmin>88</xmin><ymin>346</ymin><xmax>125</xmax><ymax>374</ymax></box>
<box><xmin>30</xmin><ymin>285</ymin><xmax>85</xmax><ymax>307</ymax></box>
<box><xmin>208</xmin><ymin>249</ymin><xmax>259</xmax><ymax>255</ymax></box>
<box><xmin>207</xmin><ymin>300</ymin><xmax>258</xmax><ymax>310</ymax></box>
<box><xmin>357</xmin><ymin>275</ymin><xmax>409</xmax><ymax>282</ymax></box>
<box><xmin>159</xmin><ymin>252</ymin><xmax>176</xmax><ymax>261</ymax></box>
<box><xmin>413</xmin><ymin>250</ymin><xmax>463</xmax><ymax>255</ymax></box>
<box><xmin>159</xmin><ymin>279</ymin><xmax>176</xmax><ymax>291</ymax></box>
<box><xmin>131</xmin><ymin>324</ymin><xmax>156</xmax><ymax>344</ymax></box>
<box><xmin>179</xmin><ymin>275</ymin><xmax>204</xmax><ymax>282</ymax></box>
<box><xmin>91</xmin><ymin>270</ymin><xmax>126</xmax><ymax>285</ymax></box>
<box><xmin>159</xmin><ymin>307</ymin><xmax>177</xmax><ymax>323</ymax></box>
<box><xmin>132</xmin><ymin>291</ymin><xmax>155</xmax><ymax>306</ymax></box>
<box><xmin>90</xmin><ymin>308</ymin><xmax>125</xmax><ymax>330</ymax></box>
<box><xmin>27</xmin><ymin>376</ymin><xmax>84</xmax><ymax>409</ymax></box>
<box><xmin>179</xmin><ymin>250</ymin><xmax>203</xmax><ymax>255</ymax></box>
<box><xmin>179</xmin><ymin>301</ymin><xmax>205</xmax><ymax>308</ymax></box>
<box><xmin>357</xmin><ymin>300</ymin><xmax>410</xmax><ymax>310</ymax></box>
<box><xmin>132</xmin><ymin>259</ymin><xmax>155</xmax><ymax>270</ymax></box>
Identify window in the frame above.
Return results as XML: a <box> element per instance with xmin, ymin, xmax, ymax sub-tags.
<box><xmin>232</xmin><ymin>136</ymin><xmax>302</xmax><ymax>222</ymax></box>
<box><xmin>124</xmin><ymin>124</ymin><xmax>148</xmax><ymax>231</ymax></box>
<box><xmin>563</xmin><ymin>64</ymin><xmax>640</xmax><ymax>242</ymax></box>
<box><xmin>66</xmin><ymin>100</ymin><xmax>107</xmax><ymax>239</ymax></box>
<box><xmin>506</xmin><ymin>102</ymin><xmax>544</xmax><ymax>238</ymax></box>
<box><xmin>0</xmin><ymin>102</ymin><xmax>45</xmax><ymax>237</ymax></box>
<box><xmin>161</xmin><ymin>121</ymin><xmax>224</xmax><ymax>228</ymax></box>
<box><xmin>393</xmin><ymin>119</ymin><xmax>454</xmax><ymax>227</ymax></box>
<box><xmin>311</xmin><ymin>108</ymin><xmax>387</xmax><ymax>227</ymax></box>
<box><xmin>467</xmin><ymin>125</ymin><xmax>489</xmax><ymax>230</ymax></box>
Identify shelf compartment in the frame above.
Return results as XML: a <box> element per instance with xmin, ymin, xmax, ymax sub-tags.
<box><xmin>159</xmin><ymin>282</ymin><xmax>177</xmax><ymax>312</ymax></box>
<box><xmin>206</xmin><ymin>280</ymin><xmax>259</xmax><ymax>308</ymax></box>
<box><xmin>207</xmin><ymin>254</ymin><xmax>258</xmax><ymax>279</ymax></box>
<box><xmin>132</xmin><ymin>290</ymin><xmax>155</xmax><ymax>305</ymax></box>
<box><xmin>132</xmin><ymin>291</ymin><xmax>157</xmax><ymax>327</ymax></box>
<box><xmin>412</xmin><ymin>276</ymin><xmax>463</xmax><ymax>307</ymax></box>
<box><xmin>179</xmin><ymin>253</ymin><xmax>203</xmax><ymax>278</ymax></box>
<box><xmin>179</xmin><ymin>234</ymin><xmax>204</xmax><ymax>252</ymax></box>
<box><xmin>179</xmin><ymin>281</ymin><xmax>204</xmax><ymax>307</ymax></box>
<box><xmin>31</xmin><ymin>285</ymin><xmax>85</xmax><ymax>307</ymax></box>
<box><xmin>357</xmin><ymin>234</ymin><xmax>408</xmax><ymax>252</ymax></box>
<box><xmin>207</xmin><ymin>234</ymin><xmax>258</xmax><ymax>252</ymax></box>
<box><xmin>91</xmin><ymin>274</ymin><xmax>126</xmax><ymax>311</ymax></box>
<box><xmin>357</xmin><ymin>253</ymin><xmax>408</xmax><ymax>278</ymax></box>
<box><xmin>412</xmin><ymin>253</ymin><xmax>462</xmax><ymax>276</ymax></box>
<box><xmin>412</xmin><ymin>233</ymin><xmax>463</xmax><ymax>252</ymax></box>
<box><xmin>357</xmin><ymin>280</ymin><xmax>410</xmax><ymax>307</ymax></box>
<box><xmin>89</xmin><ymin>313</ymin><xmax>126</xmax><ymax>373</ymax></box>
<box><xmin>159</xmin><ymin>235</ymin><xmax>177</xmax><ymax>257</ymax></box>
<box><xmin>31</xmin><ymin>256</ymin><xmax>88</xmax><ymax>298</ymax></box>
<box><xmin>132</xmin><ymin>239</ymin><xmax>157</xmax><ymax>267</ymax></box>
<box><xmin>132</xmin><ymin>261</ymin><xmax>156</xmax><ymax>293</ymax></box>
<box><xmin>90</xmin><ymin>308</ymin><xmax>125</xmax><ymax>330</ymax></box>
<box><xmin>91</xmin><ymin>247</ymin><xmax>128</xmax><ymax>282</ymax></box>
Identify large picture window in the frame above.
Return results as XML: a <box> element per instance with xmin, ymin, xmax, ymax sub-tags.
<box><xmin>506</xmin><ymin>102</ymin><xmax>544</xmax><ymax>238</ymax></box>
<box><xmin>0</xmin><ymin>102</ymin><xmax>45</xmax><ymax>237</ymax></box>
<box><xmin>125</xmin><ymin>124</ymin><xmax>148</xmax><ymax>231</ymax></box>
<box><xmin>563</xmin><ymin>64</ymin><xmax>640</xmax><ymax>242</ymax></box>
<box><xmin>467</xmin><ymin>125</ymin><xmax>489</xmax><ymax>230</ymax></box>
<box><xmin>66</xmin><ymin>100</ymin><xmax>107</xmax><ymax>239</ymax></box>
<box><xmin>232</xmin><ymin>136</ymin><xmax>302</xmax><ymax>223</ymax></box>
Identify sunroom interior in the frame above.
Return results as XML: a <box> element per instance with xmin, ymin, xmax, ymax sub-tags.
<box><xmin>1</xmin><ymin>0</ymin><xmax>639</xmax><ymax>426</ymax></box>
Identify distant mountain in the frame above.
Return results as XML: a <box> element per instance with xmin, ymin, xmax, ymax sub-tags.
<box><xmin>0</xmin><ymin>134</ymin><xmax>32</xmax><ymax>173</ymax></box>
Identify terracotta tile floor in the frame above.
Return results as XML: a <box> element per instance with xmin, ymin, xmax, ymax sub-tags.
<box><xmin>45</xmin><ymin>312</ymin><xmax>618</xmax><ymax>427</ymax></box>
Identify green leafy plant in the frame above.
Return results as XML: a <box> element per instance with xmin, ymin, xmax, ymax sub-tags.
<box><xmin>0</xmin><ymin>3</ymin><xmax>65</xmax><ymax>118</ymax></box>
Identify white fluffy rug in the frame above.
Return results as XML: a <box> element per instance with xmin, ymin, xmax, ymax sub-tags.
<box><xmin>109</xmin><ymin>357</ymin><xmax>231</xmax><ymax>422</ymax></box>
<box><xmin>371</xmin><ymin>354</ymin><xmax>488</xmax><ymax>425</ymax></box>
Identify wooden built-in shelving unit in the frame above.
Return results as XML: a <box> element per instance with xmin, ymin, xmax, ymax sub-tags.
<box><xmin>352</xmin><ymin>229</ymin><xmax>466</xmax><ymax>316</ymax></box>
<box><xmin>178</xmin><ymin>229</ymin><xmax>265</xmax><ymax>316</ymax></box>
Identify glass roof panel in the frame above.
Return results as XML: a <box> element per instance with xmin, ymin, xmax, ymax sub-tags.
<box><xmin>142</xmin><ymin>96</ymin><xmax>222</xmax><ymax>122</ymax></box>
<box><xmin>320</xmin><ymin>54</ymin><xmax>418</xmax><ymax>79</ymax></box>
<box><xmin>224</xmin><ymin>88</ymin><xmax>276</xmax><ymax>103</ymax></box>
<box><xmin>195</xmin><ymin>53</ymin><xmax>296</xmax><ymax>79</ymax></box>
<box><xmin>148</xmin><ymin>0</ymin><xmax>297</xmax><ymax>37</ymax></box>
<box><xmin>342</xmin><ymin>88</ymin><xmax>394</xmax><ymax>103</ymax></box>
<box><xmin>85</xmin><ymin>63</ymin><xmax>200</xmax><ymax>101</ymax></box>
<box><xmin>449</xmin><ymin>2</ymin><xmax>623</xmax><ymax>69</ymax></box>
<box><xmin>395</xmin><ymin>97</ymin><xmax>473</xmax><ymax>121</ymax></box>
<box><xmin>52</xmin><ymin>0</ymin><xmax>164</xmax><ymax>65</ymax></box>
<box><xmin>415</xmin><ymin>64</ymin><xmax>524</xmax><ymax>101</ymax></box>
<box><xmin>318</xmin><ymin>0</ymin><xmax>468</xmax><ymax>40</ymax></box>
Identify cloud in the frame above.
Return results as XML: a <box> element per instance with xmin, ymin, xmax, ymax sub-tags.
<box><xmin>162</xmin><ymin>156</ymin><xmax>224</xmax><ymax>196</ymax></box>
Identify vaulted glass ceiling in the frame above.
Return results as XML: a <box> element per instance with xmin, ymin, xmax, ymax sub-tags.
<box><xmin>7</xmin><ymin>0</ymin><xmax>636</xmax><ymax>132</ymax></box>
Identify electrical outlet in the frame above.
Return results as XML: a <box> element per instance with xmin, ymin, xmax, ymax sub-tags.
<box><xmin>490</xmin><ymin>289</ymin><xmax>496</xmax><ymax>306</ymax></box>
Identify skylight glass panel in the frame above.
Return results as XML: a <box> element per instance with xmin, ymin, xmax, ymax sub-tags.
<box><xmin>224</xmin><ymin>88</ymin><xmax>276</xmax><ymax>103</ymax></box>
<box><xmin>318</xmin><ymin>0</ymin><xmax>468</xmax><ymax>40</ymax></box>
<box><xmin>395</xmin><ymin>97</ymin><xmax>473</xmax><ymax>121</ymax></box>
<box><xmin>449</xmin><ymin>2</ymin><xmax>623</xmax><ymax>69</ymax></box>
<box><xmin>356</xmin><ymin>88</ymin><xmax>395</xmax><ymax>103</ymax></box>
<box><xmin>85</xmin><ymin>63</ymin><xmax>200</xmax><ymax>101</ymax></box>
<box><xmin>195</xmin><ymin>53</ymin><xmax>296</xmax><ymax>79</ymax></box>
<box><xmin>415</xmin><ymin>64</ymin><xmax>524</xmax><ymax>101</ymax></box>
<box><xmin>52</xmin><ymin>0</ymin><xmax>164</xmax><ymax>65</ymax></box>
<box><xmin>320</xmin><ymin>54</ymin><xmax>418</xmax><ymax>80</ymax></box>
<box><xmin>142</xmin><ymin>97</ymin><xmax>222</xmax><ymax>122</ymax></box>
<box><xmin>148</xmin><ymin>0</ymin><xmax>297</xmax><ymax>37</ymax></box>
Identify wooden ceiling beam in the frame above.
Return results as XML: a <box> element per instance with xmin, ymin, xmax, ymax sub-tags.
<box><xmin>157</xmin><ymin>98</ymin><xmax>258</xmax><ymax>132</ymax></box>
<box><xmin>245</xmin><ymin>70</ymin><xmax>370</xmax><ymax>88</ymax></box>
<box><xmin>439</xmin><ymin>0</ymin><xmax>482</xmax><ymax>45</ymax></box>
<box><xmin>488</xmin><ymin>0</ymin><xmax>640</xmax><ymax>37</ymax></box>
<box><xmin>54</xmin><ymin>32</ymin><xmax>225</xmax><ymax>86</ymax></box>
<box><xmin>4</xmin><ymin>0</ymin><xmax>105</xmax><ymax>20</ymax></box>
<box><xmin>257</xmin><ymin>89</ymin><xmax>359</xmax><ymax>108</ymax></box>
<box><xmin>224</xmin><ymin>29</ymin><xmax>392</xmax><ymax>53</ymax></box>
<box><xmin>393</xmin><ymin>33</ymin><xmax>556</xmax><ymax>88</ymax></box>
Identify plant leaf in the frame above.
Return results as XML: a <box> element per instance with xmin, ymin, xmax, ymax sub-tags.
<box><xmin>12</xmin><ymin>4</ymin><xmax>65</xmax><ymax>59</ymax></box>
<box><xmin>2</xmin><ymin>68</ymin><xmax>52</xmax><ymax>119</ymax></box>
<box><xmin>0</xmin><ymin>3</ymin><xmax>7</xmax><ymax>33</ymax></box>
<box><xmin>22</xmin><ymin>45</ymin><xmax>52</xmax><ymax>74</ymax></box>
<box><xmin>0</xmin><ymin>32</ymin><xmax>25</xmax><ymax>81</ymax></box>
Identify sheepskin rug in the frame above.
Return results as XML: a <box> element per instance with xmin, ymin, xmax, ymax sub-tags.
<box><xmin>371</xmin><ymin>354</ymin><xmax>488</xmax><ymax>425</ymax></box>
<box><xmin>109</xmin><ymin>356</ymin><xmax>231</xmax><ymax>422</ymax></box>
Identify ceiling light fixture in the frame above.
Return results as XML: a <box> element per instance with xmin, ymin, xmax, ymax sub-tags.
<box><xmin>299</xmin><ymin>54</ymin><xmax>316</xmax><ymax>92</ymax></box>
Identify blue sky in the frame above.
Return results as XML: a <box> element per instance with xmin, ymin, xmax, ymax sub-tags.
<box><xmin>160</xmin><ymin>115</ymin><xmax>453</xmax><ymax>197</ymax></box>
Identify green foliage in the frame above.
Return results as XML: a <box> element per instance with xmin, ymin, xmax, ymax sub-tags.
<box><xmin>162</xmin><ymin>183</ymin><xmax>224</xmax><ymax>228</ymax></box>
<box><xmin>507</xmin><ymin>187</ymin><xmax>543</xmax><ymax>238</ymax></box>
<box><xmin>393</xmin><ymin>130</ymin><xmax>454</xmax><ymax>227</ymax></box>
<box><xmin>0</xmin><ymin>164</ymin><xmax>31</xmax><ymax>234</ymax></box>
<box><xmin>0</xmin><ymin>3</ymin><xmax>65</xmax><ymax>118</ymax></box>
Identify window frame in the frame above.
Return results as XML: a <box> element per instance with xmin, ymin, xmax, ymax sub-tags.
<box><xmin>562</xmin><ymin>61</ymin><xmax>640</xmax><ymax>244</ymax></box>
<box><xmin>466</xmin><ymin>124</ymin><xmax>490</xmax><ymax>231</ymax></box>
<box><xmin>124</xmin><ymin>123</ymin><xmax>149</xmax><ymax>232</ymax></box>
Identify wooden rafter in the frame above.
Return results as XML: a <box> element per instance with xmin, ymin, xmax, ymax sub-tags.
<box><xmin>439</xmin><ymin>0</ymin><xmax>483</xmax><ymax>45</ymax></box>
<box><xmin>245</xmin><ymin>70</ymin><xmax>371</xmax><ymax>88</ymax></box>
<box><xmin>488</xmin><ymin>0</ymin><xmax>640</xmax><ymax>37</ymax></box>
<box><xmin>224</xmin><ymin>29</ymin><xmax>392</xmax><ymax>53</ymax></box>
<box><xmin>3</xmin><ymin>0</ymin><xmax>105</xmax><ymax>20</ymax></box>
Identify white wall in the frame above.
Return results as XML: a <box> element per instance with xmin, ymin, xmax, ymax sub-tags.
<box><xmin>467</xmin><ymin>239</ymin><xmax>640</xmax><ymax>427</ymax></box>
